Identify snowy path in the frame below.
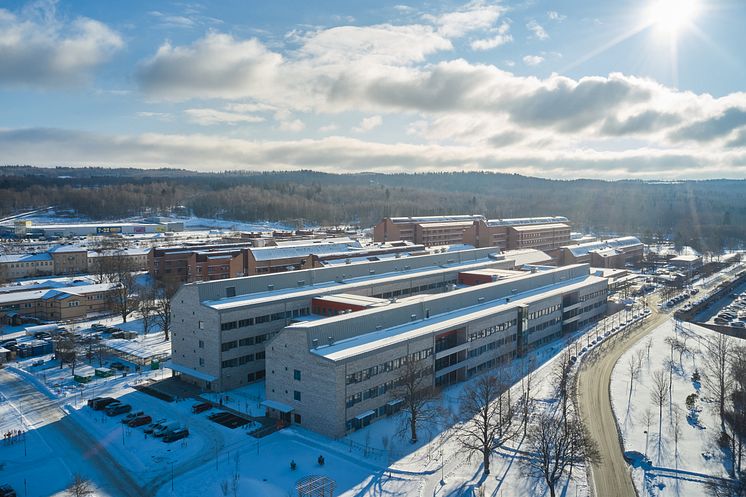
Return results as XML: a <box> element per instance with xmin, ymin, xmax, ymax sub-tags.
<box><xmin>0</xmin><ymin>369</ymin><xmax>145</xmax><ymax>497</ymax></box>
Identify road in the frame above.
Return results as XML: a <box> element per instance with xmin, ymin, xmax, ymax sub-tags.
<box><xmin>0</xmin><ymin>369</ymin><xmax>145</xmax><ymax>497</ymax></box>
<box><xmin>576</xmin><ymin>298</ymin><xmax>669</xmax><ymax>497</ymax></box>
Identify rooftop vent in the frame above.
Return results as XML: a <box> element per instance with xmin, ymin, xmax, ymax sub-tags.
<box><xmin>267</xmin><ymin>284</ymin><xmax>274</xmax><ymax>291</ymax></box>
<box><xmin>312</xmin><ymin>338</ymin><xmax>319</xmax><ymax>349</ymax></box>
<box><xmin>327</xmin><ymin>336</ymin><xmax>334</xmax><ymax>345</ymax></box>
<box><xmin>376</xmin><ymin>325</ymin><xmax>383</xmax><ymax>330</ymax></box>
<box><xmin>297</xmin><ymin>280</ymin><xmax>305</xmax><ymax>287</ymax></box>
<box><xmin>478</xmin><ymin>297</ymin><xmax>485</xmax><ymax>303</ymax></box>
<box><xmin>411</xmin><ymin>314</ymin><xmax>417</xmax><ymax>321</ymax></box>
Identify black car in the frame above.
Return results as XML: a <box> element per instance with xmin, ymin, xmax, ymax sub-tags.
<box><xmin>163</xmin><ymin>428</ymin><xmax>189</xmax><ymax>443</ymax></box>
<box><xmin>88</xmin><ymin>397</ymin><xmax>119</xmax><ymax>410</ymax></box>
<box><xmin>0</xmin><ymin>484</ymin><xmax>17</xmax><ymax>497</ymax></box>
<box><xmin>106</xmin><ymin>403</ymin><xmax>132</xmax><ymax>416</ymax></box>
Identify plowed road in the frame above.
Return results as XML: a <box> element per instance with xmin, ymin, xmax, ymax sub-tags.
<box><xmin>576</xmin><ymin>301</ymin><xmax>668</xmax><ymax>497</ymax></box>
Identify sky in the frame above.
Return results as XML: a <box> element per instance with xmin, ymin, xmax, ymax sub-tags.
<box><xmin>1</xmin><ymin>0</ymin><xmax>746</xmax><ymax>180</ymax></box>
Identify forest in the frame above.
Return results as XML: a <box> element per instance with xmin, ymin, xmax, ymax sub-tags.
<box><xmin>0</xmin><ymin>166</ymin><xmax>743</xmax><ymax>253</ymax></box>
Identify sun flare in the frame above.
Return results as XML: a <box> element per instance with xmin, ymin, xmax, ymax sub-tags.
<box><xmin>648</xmin><ymin>0</ymin><xmax>699</xmax><ymax>34</ymax></box>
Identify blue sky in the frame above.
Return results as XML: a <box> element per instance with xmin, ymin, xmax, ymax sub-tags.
<box><xmin>1</xmin><ymin>0</ymin><xmax>746</xmax><ymax>179</ymax></box>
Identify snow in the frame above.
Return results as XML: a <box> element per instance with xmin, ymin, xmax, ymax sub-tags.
<box><xmin>179</xmin><ymin>216</ymin><xmax>291</xmax><ymax>232</ymax></box>
<box><xmin>611</xmin><ymin>319</ymin><xmax>733</xmax><ymax>497</ymax></box>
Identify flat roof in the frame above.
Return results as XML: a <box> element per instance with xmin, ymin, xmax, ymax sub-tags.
<box><xmin>166</xmin><ymin>361</ymin><xmax>217</xmax><ymax>382</ymax></box>
<box><xmin>250</xmin><ymin>241</ymin><xmax>360</xmax><ymax>262</ymax></box>
<box><xmin>203</xmin><ymin>258</ymin><xmax>507</xmax><ymax>311</ymax></box>
<box><xmin>418</xmin><ymin>221</ymin><xmax>474</xmax><ymax>228</ymax></box>
<box><xmin>313</xmin><ymin>294</ymin><xmax>389</xmax><ymax>307</ymax></box>
<box><xmin>510</xmin><ymin>223</ymin><xmax>570</xmax><ymax>231</ymax></box>
<box><xmin>310</xmin><ymin>274</ymin><xmax>606</xmax><ymax>362</ymax></box>
<box><xmin>389</xmin><ymin>215</ymin><xmax>484</xmax><ymax>224</ymax></box>
<box><xmin>565</xmin><ymin>236</ymin><xmax>642</xmax><ymax>257</ymax></box>
<box><xmin>670</xmin><ymin>255</ymin><xmax>701</xmax><ymax>262</ymax></box>
<box><xmin>486</xmin><ymin>216</ymin><xmax>569</xmax><ymax>227</ymax></box>
<box><xmin>0</xmin><ymin>253</ymin><xmax>53</xmax><ymax>263</ymax></box>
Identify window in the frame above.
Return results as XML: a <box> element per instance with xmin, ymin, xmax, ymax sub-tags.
<box><xmin>199</xmin><ymin>357</ymin><xmax>204</xmax><ymax>366</ymax></box>
<box><xmin>198</xmin><ymin>340</ymin><xmax>204</xmax><ymax>349</ymax></box>
<box><xmin>198</xmin><ymin>321</ymin><xmax>204</xmax><ymax>330</ymax></box>
<box><xmin>221</xmin><ymin>341</ymin><xmax>237</xmax><ymax>352</ymax></box>
<box><xmin>293</xmin><ymin>369</ymin><xmax>301</xmax><ymax>381</ymax></box>
<box><xmin>293</xmin><ymin>390</ymin><xmax>301</xmax><ymax>401</ymax></box>
<box><xmin>294</xmin><ymin>413</ymin><xmax>302</xmax><ymax>424</ymax></box>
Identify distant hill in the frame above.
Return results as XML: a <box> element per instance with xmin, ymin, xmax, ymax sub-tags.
<box><xmin>1</xmin><ymin>166</ymin><xmax>743</xmax><ymax>253</ymax></box>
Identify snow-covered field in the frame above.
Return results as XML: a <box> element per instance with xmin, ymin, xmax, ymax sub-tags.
<box><xmin>612</xmin><ymin>319</ymin><xmax>734</xmax><ymax>497</ymax></box>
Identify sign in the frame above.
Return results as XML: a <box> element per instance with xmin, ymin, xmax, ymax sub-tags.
<box><xmin>96</xmin><ymin>226</ymin><xmax>122</xmax><ymax>234</ymax></box>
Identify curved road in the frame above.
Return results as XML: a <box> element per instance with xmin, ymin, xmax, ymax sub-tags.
<box><xmin>576</xmin><ymin>299</ymin><xmax>668</xmax><ymax>497</ymax></box>
<box><xmin>0</xmin><ymin>369</ymin><xmax>145</xmax><ymax>497</ymax></box>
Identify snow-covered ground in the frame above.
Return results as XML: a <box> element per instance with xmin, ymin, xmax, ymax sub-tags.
<box><xmin>611</xmin><ymin>319</ymin><xmax>734</xmax><ymax>497</ymax></box>
<box><xmin>179</xmin><ymin>216</ymin><xmax>291</xmax><ymax>232</ymax></box>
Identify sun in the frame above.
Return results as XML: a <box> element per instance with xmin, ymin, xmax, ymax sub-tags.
<box><xmin>647</xmin><ymin>0</ymin><xmax>699</xmax><ymax>34</ymax></box>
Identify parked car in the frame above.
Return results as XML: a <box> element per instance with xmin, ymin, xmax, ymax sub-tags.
<box><xmin>153</xmin><ymin>422</ymin><xmax>181</xmax><ymax>438</ymax></box>
<box><xmin>0</xmin><ymin>484</ymin><xmax>17</xmax><ymax>497</ymax></box>
<box><xmin>163</xmin><ymin>428</ymin><xmax>189</xmax><ymax>443</ymax></box>
<box><xmin>106</xmin><ymin>403</ymin><xmax>132</xmax><ymax>416</ymax></box>
<box><xmin>88</xmin><ymin>397</ymin><xmax>118</xmax><ymax>410</ymax></box>
<box><xmin>121</xmin><ymin>411</ymin><xmax>145</xmax><ymax>424</ymax></box>
<box><xmin>109</xmin><ymin>362</ymin><xmax>127</xmax><ymax>371</ymax></box>
<box><xmin>128</xmin><ymin>415</ymin><xmax>152</xmax><ymax>427</ymax></box>
<box><xmin>192</xmin><ymin>402</ymin><xmax>212</xmax><ymax>414</ymax></box>
<box><xmin>144</xmin><ymin>419</ymin><xmax>167</xmax><ymax>434</ymax></box>
<box><xmin>91</xmin><ymin>324</ymin><xmax>107</xmax><ymax>332</ymax></box>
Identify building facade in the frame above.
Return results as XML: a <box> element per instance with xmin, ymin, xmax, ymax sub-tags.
<box><xmin>558</xmin><ymin>237</ymin><xmax>644</xmax><ymax>268</ymax></box>
<box><xmin>0</xmin><ymin>283</ymin><xmax>117</xmax><ymax>321</ymax></box>
<box><xmin>263</xmin><ymin>264</ymin><xmax>607</xmax><ymax>437</ymax></box>
<box><xmin>169</xmin><ymin>247</ymin><xmax>518</xmax><ymax>391</ymax></box>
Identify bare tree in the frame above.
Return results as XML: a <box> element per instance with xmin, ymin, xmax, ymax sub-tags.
<box><xmin>455</xmin><ymin>372</ymin><xmax>516</xmax><ymax>476</ymax></box>
<box><xmin>55</xmin><ymin>331</ymin><xmax>80</xmax><ymax>375</ymax></box>
<box><xmin>726</xmin><ymin>345</ymin><xmax>746</xmax><ymax>477</ymax></box>
<box><xmin>393</xmin><ymin>357</ymin><xmax>438</xmax><ymax>443</ymax></box>
<box><xmin>626</xmin><ymin>355</ymin><xmax>641</xmax><ymax>401</ymax></box>
<box><xmin>553</xmin><ymin>350</ymin><xmax>574</xmax><ymax>423</ymax></box>
<box><xmin>139</xmin><ymin>283</ymin><xmax>157</xmax><ymax>335</ymax></box>
<box><xmin>702</xmin><ymin>333</ymin><xmax>734</xmax><ymax>427</ymax></box>
<box><xmin>522</xmin><ymin>411</ymin><xmax>600</xmax><ymax>497</ymax></box>
<box><xmin>520</xmin><ymin>361</ymin><xmax>536</xmax><ymax>438</ymax></box>
<box><xmin>650</xmin><ymin>368</ymin><xmax>670</xmax><ymax>459</ymax></box>
<box><xmin>66</xmin><ymin>474</ymin><xmax>94</xmax><ymax>497</ymax></box>
<box><xmin>154</xmin><ymin>275</ymin><xmax>180</xmax><ymax>341</ymax></box>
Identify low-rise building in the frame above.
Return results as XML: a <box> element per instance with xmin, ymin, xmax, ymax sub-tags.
<box><xmin>264</xmin><ymin>264</ymin><xmax>607</xmax><ymax>437</ymax></box>
<box><xmin>0</xmin><ymin>253</ymin><xmax>54</xmax><ymax>281</ymax></box>
<box><xmin>558</xmin><ymin>237</ymin><xmax>644</xmax><ymax>268</ymax></box>
<box><xmin>0</xmin><ymin>283</ymin><xmax>117</xmax><ymax>321</ymax></box>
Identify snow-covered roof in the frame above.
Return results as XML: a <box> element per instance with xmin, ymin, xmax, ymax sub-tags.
<box><xmin>249</xmin><ymin>241</ymin><xmax>362</xmax><ymax>262</ymax></box>
<box><xmin>566</xmin><ymin>236</ymin><xmax>642</xmax><ymax>258</ymax></box>
<box><xmin>261</xmin><ymin>399</ymin><xmax>294</xmax><ymax>413</ymax></box>
<box><xmin>0</xmin><ymin>283</ymin><xmax>116</xmax><ymax>305</ymax></box>
<box><xmin>47</xmin><ymin>245</ymin><xmax>86</xmax><ymax>253</ymax></box>
<box><xmin>418</xmin><ymin>221</ymin><xmax>474</xmax><ymax>228</ymax></box>
<box><xmin>510</xmin><ymin>223</ymin><xmax>570</xmax><ymax>231</ymax></box>
<box><xmin>0</xmin><ymin>253</ymin><xmax>52</xmax><ymax>263</ymax></box>
<box><xmin>311</xmin><ymin>274</ymin><xmax>605</xmax><ymax>362</ymax></box>
<box><xmin>165</xmin><ymin>360</ymin><xmax>217</xmax><ymax>382</ymax></box>
<box><xmin>486</xmin><ymin>216</ymin><xmax>569</xmax><ymax>227</ymax></box>
<box><xmin>389</xmin><ymin>215</ymin><xmax>484</xmax><ymax>224</ymax></box>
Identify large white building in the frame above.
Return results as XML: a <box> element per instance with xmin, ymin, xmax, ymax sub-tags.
<box><xmin>263</xmin><ymin>263</ymin><xmax>607</xmax><ymax>437</ymax></box>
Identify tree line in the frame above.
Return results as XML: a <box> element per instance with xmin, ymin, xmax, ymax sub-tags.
<box><xmin>2</xmin><ymin>166</ymin><xmax>745</xmax><ymax>252</ymax></box>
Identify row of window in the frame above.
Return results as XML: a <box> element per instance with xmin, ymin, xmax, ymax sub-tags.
<box><xmin>220</xmin><ymin>308</ymin><xmax>310</xmax><ymax>331</ymax></box>
<box><xmin>220</xmin><ymin>333</ymin><xmax>274</xmax><ymax>351</ymax></box>
<box><xmin>528</xmin><ymin>304</ymin><xmax>561</xmax><ymax>321</ymax></box>
<box><xmin>467</xmin><ymin>333</ymin><xmax>517</xmax><ymax>358</ymax></box>
<box><xmin>468</xmin><ymin>319</ymin><xmax>517</xmax><ymax>342</ymax></box>
<box><xmin>525</xmin><ymin>316</ymin><xmax>561</xmax><ymax>335</ymax></box>
<box><xmin>466</xmin><ymin>350</ymin><xmax>515</xmax><ymax>377</ymax></box>
<box><xmin>580</xmin><ymin>289</ymin><xmax>607</xmax><ymax>302</ymax></box>
<box><xmin>345</xmin><ymin>348</ymin><xmax>433</xmax><ymax>385</ymax></box>
<box><xmin>370</xmin><ymin>279</ymin><xmax>456</xmax><ymax>300</ymax></box>
<box><xmin>221</xmin><ymin>351</ymin><xmax>265</xmax><ymax>369</ymax></box>
<box><xmin>345</xmin><ymin>365</ymin><xmax>434</xmax><ymax>408</ymax></box>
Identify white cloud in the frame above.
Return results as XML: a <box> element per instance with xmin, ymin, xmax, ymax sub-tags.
<box><xmin>136</xmin><ymin>32</ymin><xmax>283</xmax><ymax>100</ymax></box>
<box><xmin>0</xmin><ymin>5</ymin><xmax>122</xmax><ymax>88</ymax></box>
<box><xmin>2</xmin><ymin>128</ymin><xmax>746</xmax><ymax>180</ymax></box>
<box><xmin>184</xmin><ymin>108</ymin><xmax>265</xmax><ymax>126</ymax></box>
<box><xmin>278</xmin><ymin>118</ymin><xmax>305</xmax><ymax>132</ymax></box>
<box><xmin>470</xmin><ymin>22</ymin><xmax>512</xmax><ymax>51</ymax></box>
<box><xmin>319</xmin><ymin>124</ymin><xmax>338</xmax><ymax>133</ymax></box>
<box><xmin>547</xmin><ymin>11</ymin><xmax>566</xmax><ymax>22</ymax></box>
<box><xmin>353</xmin><ymin>115</ymin><xmax>383</xmax><ymax>133</ymax></box>
<box><xmin>523</xmin><ymin>55</ymin><xmax>545</xmax><ymax>66</ymax></box>
<box><xmin>425</xmin><ymin>1</ymin><xmax>503</xmax><ymax>38</ymax></box>
<box><xmin>526</xmin><ymin>20</ymin><xmax>549</xmax><ymax>40</ymax></box>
